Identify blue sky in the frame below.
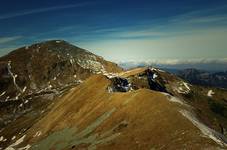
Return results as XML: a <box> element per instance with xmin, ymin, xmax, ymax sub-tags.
<box><xmin>0</xmin><ymin>0</ymin><xmax>227</xmax><ymax>68</ymax></box>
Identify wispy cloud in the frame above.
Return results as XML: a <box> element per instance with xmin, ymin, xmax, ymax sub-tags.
<box><xmin>0</xmin><ymin>2</ymin><xmax>92</xmax><ymax>20</ymax></box>
<box><xmin>0</xmin><ymin>36</ymin><xmax>22</xmax><ymax>44</ymax></box>
<box><xmin>63</xmin><ymin>8</ymin><xmax>227</xmax><ymax>42</ymax></box>
<box><xmin>92</xmin><ymin>5</ymin><xmax>227</xmax><ymax>40</ymax></box>
<box><xmin>106</xmin><ymin>14</ymin><xmax>227</xmax><ymax>39</ymax></box>
<box><xmin>21</xmin><ymin>4</ymin><xmax>227</xmax><ymax>43</ymax></box>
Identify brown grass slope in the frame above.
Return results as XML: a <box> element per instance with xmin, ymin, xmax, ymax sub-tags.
<box><xmin>0</xmin><ymin>40</ymin><xmax>123</xmax><ymax>149</ymax></box>
<box><xmin>121</xmin><ymin>67</ymin><xmax>227</xmax><ymax>137</ymax></box>
<box><xmin>9</xmin><ymin>74</ymin><xmax>227</xmax><ymax>150</ymax></box>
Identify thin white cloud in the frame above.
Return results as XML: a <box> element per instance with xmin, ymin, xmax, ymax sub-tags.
<box><xmin>170</xmin><ymin>5</ymin><xmax>227</xmax><ymax>23</ymax></box>
<box><xmin>110</xmin><ymin>30</ymin><xmax>168</xmax><ymax>38</ymax></box>
<box><xmin>0</xmin><ymin>2</ymin><xmax>92</xmax><ymax>20</ymax></box>
<box><xmin>106</xmin><ymin>14</ymin><xmax>227</xmax><ymax>39</ymax></box>
<box><xmin>66</xmin><ymin>9</ymin><xmax>227</xmax><ymax>42</ymax></box>
<box><xmin>18</xmin><ymin>4</ymin><xmax>227</xmax><ymax>43</ymax></box>
<box><xmin>0</xmin><ymin>36</ymin><xmax>22</xmax><ymax>44</ymax></box>
<box><xmin>186</xmin><ymin>15</ymin><xmax>227</xmax><ymax>24</ymax></box>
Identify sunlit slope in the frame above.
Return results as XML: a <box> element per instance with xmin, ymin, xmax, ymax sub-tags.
<box><xmin>13</xmin><ymin>75</ymin><xmax>226</xmax><ymax>150</ymax></box>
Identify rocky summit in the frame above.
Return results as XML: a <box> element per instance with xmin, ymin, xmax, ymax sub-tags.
<box><xmin>0</xmin><ymin>41</ymin><xmax>227</xmax><ymax>150</ymax></box>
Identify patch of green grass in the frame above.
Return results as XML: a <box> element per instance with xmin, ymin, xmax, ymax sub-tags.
<box><xmin>31</xmin><ymin>108</ymin><xmax>119</xmax><ymax>150</ymax></box>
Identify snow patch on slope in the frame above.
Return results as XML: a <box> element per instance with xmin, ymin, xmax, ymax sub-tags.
<box><xmin>33</xmin><ymin>131</ymin><xmax>42</xmax><ymax>137</ymax></box>
<box><xmin>104</xmin><ymin>72</ymin><xmax>118</xmax><ymax>79</ymax></box>
<box><xmin>207</xmin><ymin>90</ymin><xmax>215</xmax><ymax>97</ymax></box>
<box><xmin>5</xmin><ymin>135</ymin><xmax>30</xmax><ymax>150</ymax></box>
<box><xmin>180</xmin><ymin>110</ymin><xmax>227</xmax><ymax>147</ymax></box>
<box><xmin>22</xmin><ymin>86</ymin><xmax>27</xmax><ymax>93</ymax></box>
<box><xmin>0</xmin><ymin>91</ymin><xmax>6</xmax><ymax>97</ymax></box>
<box><xmin>150</xmin><ymin>67</ymin><xmax>165</xmax><ymax>73</ymax></box>
<box><xmin>153</xmin><ymin>73</ymin><xmax>158</xmax><ymax>79</ymax></box>
<box><xmin>162</xmin><ymin>91</ymin><xmax>227</xmax><ymax>147</ymax></box>
<box><xmin>75</xmin><ymin>54</ymin><xmax>106</xmax><ymax>74</ymax></box>
<box><xmin>161</xmin><ymin>93</ymin><xmax>186</xmax><ymax>106</ymax></box>
<box><xmin>0</xmin><ymin>136</ymin><xmax>3</xmax><ymax>141</ymax></box>
<box><xmin>177</xmin><ymin>81</ymin><xmax>191</xmax><ymax>94</ymax></box>
<box><xmin>7</xmin><ymin>61</ymin><xmax>22</xmax><ymax>93</ymax></box>
<box><xmin>11</xmin><ymin>136</ymin><xmax>16</xmax><ymax>140</ymax></box>
<box><xmin>183</xmin><ymin>82</ymin><xmax>190</xmax><ymax>91</ymax></box>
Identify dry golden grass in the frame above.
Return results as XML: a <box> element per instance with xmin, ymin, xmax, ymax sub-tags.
<box><xmin>119</xmin><ymin>67</ymin><xmax>147</xmax><ymax>78</ymax></box>
<box><xmin>19</xmin><ymin>74</ymin><xmax>226</xmax><ymax>150</ymax></box>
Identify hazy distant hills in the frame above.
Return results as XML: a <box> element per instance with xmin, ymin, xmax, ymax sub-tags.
<box><xmin>119</xmin><ymin>61</ymin><xmax>227</xmax><ymax>72</ymax></box>
<box><xmin>175</xmin><ymin>68</ymin><xmax>227</xmax><ymax>89</ymax></box>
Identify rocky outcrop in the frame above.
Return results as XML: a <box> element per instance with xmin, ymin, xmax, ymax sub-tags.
<box><xmin>108</xmin><ymin>77</ymin><xmax>132</xmax><ymax>92</ymax></box>
<box><xmin>145</xmin><ymin>68</ymin><xmax>167</xmax><ymax>93</ymax></box>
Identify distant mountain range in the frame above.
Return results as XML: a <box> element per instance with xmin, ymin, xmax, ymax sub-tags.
<box><xmin>119</xmin><ymin>61</ymin><xmax>227</xmax><ymax>72</ymax></box>
<box><xmin>172</xmin><ymin>68</ymin><xmax>227</xmax><ymax>89</ymax></box>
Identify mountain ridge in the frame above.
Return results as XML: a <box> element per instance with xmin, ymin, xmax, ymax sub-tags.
<box><xmin>1</xmin><ymin>41</ymin><xmax>227</xmax><ymax>149</ymax></box>
<box><xmin>4</xmin><ymin>69</ymin><xmax>227</xmax><ymax>149</ymax></box>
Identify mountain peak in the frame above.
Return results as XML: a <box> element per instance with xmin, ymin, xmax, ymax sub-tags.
<box><xmin>0</xmin><ymin>40</ymin><xmax>122</xmax><ymax>102</ymax></box>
